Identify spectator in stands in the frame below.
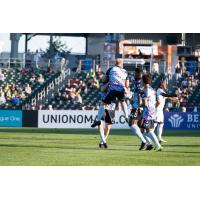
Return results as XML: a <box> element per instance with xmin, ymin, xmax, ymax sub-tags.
<box><xmin>86</xmin><ymin>69</ymin><xmax>95</xmax><ymax>79</ymax></box>
<box><xmin>152</xmin><ymin>62</ymin><xmax>159</xmax><ymax>74</ymax></box>
<box><xmin>33</xmin><ymin>49</ymin><xmax>41</xmax><ymax>66</ymax></box>
<box><xmin>10</xmin><ymin>84</ymin><xmax>16</xmax><ymax>94</ymax></box>
<box><xmin>19</xmin><ymin>91</ymin><xmax>26</xmax><ymax>100</ymax></box>
<box><xmin>31</xmin><ymin>104</ymin><xmax>36</xmax><ymax>110</ymax></box>
<box><xmin>38</xmin><ymin>74</ymin><xmax>45</xmax><ymax>84</ymax></box>
<box><xmin>78</xmin><ymin>80</ymin><xmax>88</xmax><ymax>94</ymax></box>
<box><xmin>34</xmin><ymin>64</ymin><xmax>40</xmax><ymax>74</ymax></box>
<box><xmin>70</xmin><ymin>78</ymin><xmax>79</xmax><ymax>88</ymax></box>
<box><xmin>175</xmin><ymin>63</ymin><xmax>182</xmax><ymax>81</ymax></box>
<box><xmin>75</xmin><ymin>91</ymin><xmax>83</xmax><ymax>104</ymax></box>
<box><xmin>69</xmin><ymin>88</ymin><xmax>76</xmax><ymax>103</ymax></box>
<box><xmin>25</xmin><ymin>84</ymin><xmax>32</xmax><ymax>95</ymax></box>
<box><xmin>181</xmin><ymin>78</ymin><xmax>188</xmax><ymax>88</ymax></box>
<box><xmin>48</xmin><ymin>105</ymin><xmax>53</xmax><ymax>110</ymax></box>
<box><xmin>5</xmin><ymin>90</ymin><xmax>12</xmax><ymax>100</ymax></box>
<box><xmin>38</xmin><ymin>104</ymin><xmax>44</xmax><ymax>110</ymax></box>
<box><xmin>181</xmin><ymin>106</ymin><xmax>186</xmax><ymax>112</ymax></box>
<box><xmin>46</xmin><ymin>64</ymin><xmax>53</xmax><ymax>74</ymax></box>
<box><xmin>30</xmin><ymin>74</ymin><xmax>36</xmax><ymax>83</ymax></box>
<box><xmin>65</xmin><ymin>83</ymin><xmax>73</xmax><ymax>92</ymax></box>
<box><xmin>62</xmin><ymin>92</ymin><xmax>69</xmax><ymax>102</ymax></box>
<box><xmin>0</xmin><ymin>93</ymin><xmax>6</xmax><ymax>104</ymax></box>
<box><xmin>96</xmin><ymin>67</ymin><xmax>104</xmax><ymax>80</ymax></box>
<box><xmin>11</xmin><ymin>94</ymin><xmax>21</xmax><ymax>106</ymax></box>
<box><xmin>0</xmin><ymin>69</ymin><xmax>5</xmax><ymax>83</ymax></box>
<box><xmin>90</xmin><ymin>76</ymin><xmax>99</xmax><ymax>89</ymax></box>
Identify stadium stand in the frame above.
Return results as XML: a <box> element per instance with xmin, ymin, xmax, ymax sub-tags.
<box><xmin>0</xmin><ymin>66</ymin><xmax>64</xmax><ymax>110</ymax></box>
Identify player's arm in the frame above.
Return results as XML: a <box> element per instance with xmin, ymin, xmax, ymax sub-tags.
<box><xmin>100</xmin><ymin>83</ymin><xmax>109</xmax><ymax>92</ymax></box>
<box><xmin>160</xmin><ymin>92</ymin><xmax>177</xmax><ymax>98</ymax></box>
<box><xmin>125</xmin><ymin>79</ymin><xmax>129</xmax><ymax>88</ymax></box>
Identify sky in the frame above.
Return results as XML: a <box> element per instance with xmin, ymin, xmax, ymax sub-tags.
<box><xmin>0</xmin><ymin>33</ymin><xmax>86</xmax><ymax>54</ymax></box>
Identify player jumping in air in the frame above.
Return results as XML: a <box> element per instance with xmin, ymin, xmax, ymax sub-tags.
<box><xmin>91</xmin><ymin>59</ymin><xmax>129</xmax><ymax>128</ymax></box>
<box><xmin>140</xmin><ymin>74</ymin><xmax>163</xmax><ymax>151</ymax></box>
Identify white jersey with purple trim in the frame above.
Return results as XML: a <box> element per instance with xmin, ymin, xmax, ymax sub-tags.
<box><xmin>156</xmin><ymin>88</ymin><xmax>166</xmax><ymax>122</ymax></box>
<box><xmin>141</xmin><ymin>86</ymin><xmax>156</xmax><ymax>120</ymax></box>
<box><xmin>107</xmin><ymin>66</ymin><xmax>128</xmax><ymax>92</ymax></box>
<box><xmin>156</xmin><ymin>88</ymin><xmax>167</xmax><ymax>112</ymax></box>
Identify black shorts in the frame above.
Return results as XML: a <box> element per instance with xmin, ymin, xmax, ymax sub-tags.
<box><xmin>102</xmin><ymin>90</ymin><xmax>125</xmax><ymax>104</ymax></box>
<box><xmin>129</xmin><ymin>108</ymin><xmax>142</xmax><ymax>121</ymax></box>
<box><xmin>102</xmin><ymin>109</ymin><xmax>115</xmax><ymax>125</ymax></box>
<box><xmin>141</xmin><ymin>119</ymin><xmax>154</xmax><ymax>130</ymax></box>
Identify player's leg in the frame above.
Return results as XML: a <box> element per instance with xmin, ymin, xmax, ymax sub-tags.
<box><xmin>104</xmin><ymin>123</ymin><xmax>111</xmax><ymax>140</ymax></box>
<box><xmin>145</xmin><ymin>121</ymin><xmax>163</xmax><ymax>151</ymax></box>
<box><xmin>104</xmin><ymin>109</ymin><xmax>113</xmax><ymax>141</ymax></box>
<box><xmin>157</xmin><ymin>112</ymin><xmax>167</xmax><ymax>143</ymax></box>
<box><xmin>91</xmin><ymin>91</ymin><xmax>114</xmax><ymax>128</ymax></box>
<box><xmin>98</xmin><ymin>121</ymin><xmax>105</xmax><ymax>148</ymax></box>
<box><xmin>117</xmin><ymin>91</ymin><xmax>129</xmax><ymax>121</ymax></box>
<box><xmin>129</xmin><ymin>109</ymin><xmax>148</xmax><ymax>150</ymax></box>
<box><xmin>157</xmin><ymin>122</ymin><xmax>166</xmax><ymax>143</ymax></box>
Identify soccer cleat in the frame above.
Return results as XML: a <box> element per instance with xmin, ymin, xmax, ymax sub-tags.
<box><xmin>103</xmin><ymin>143</ymin><xmax>108</xmax><ymax>149</ymax></box>
<box><xmin>156</xmin><ymin>146</ymin><xmax>163</xmax><ymax>151</ymax></box>
<box><xmin>139</xmin><ymin>142</ymin><xmax>146</xmax><ymax>150</ymax></box>
<box><xmin>159</xmin><ymin>138</ymin><xmax>167</xmax><ymax>143</ymax></box>
<box><xmin>99</xmin><ymin>143</ymin><xmax>103</xmax><ymax>148</ymax></box>
<box><xmin>91</xmin><ymin>120</ymin><xmax>101</xmax><ymax>128</ymax></box>
<box><xmin>146</xmin><ymin>144</ymin><xmax>154</xmax><ymax>151</ymax></box>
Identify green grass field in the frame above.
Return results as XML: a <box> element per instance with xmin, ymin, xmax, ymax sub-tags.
<box><xmin>0</xmin><ymin>128</ymin><xmax>199</xmax><ymax>166</ymax></box>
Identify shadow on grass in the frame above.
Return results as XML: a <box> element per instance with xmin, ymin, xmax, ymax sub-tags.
<box><xmin>0</xmin><ymin>128</ymin><xmax>200</xmax><ymax>137</ymax></box>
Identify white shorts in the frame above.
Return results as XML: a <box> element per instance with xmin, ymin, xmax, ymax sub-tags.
<box><xmin>156</xmin><ymin>111</ymin><xmax>164</xmax><ymax>123</ymax></box>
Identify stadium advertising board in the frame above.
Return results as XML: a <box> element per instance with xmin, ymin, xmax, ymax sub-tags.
<box><xmin>164</xmin><ymin>112</ymin><xmax>200</xmax><ymax>130</ymax></box>
<box><xmin>39</xmin><ymin>110</ymin><xmax>200</xmax><ymax>130</ymax></box>
<box><xmin>38</xmin><ymin>110</ymin><xmax>129</xmax><ymax>129</ymax></box>
<box><xmin>0</xmin><ymin>110</ymin><xmax>22</xmax><ymax>127</ymax></box>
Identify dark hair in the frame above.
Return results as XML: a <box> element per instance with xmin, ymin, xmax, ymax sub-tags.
<box><xmin>142</xmin><ymin>74</ymin><xmax>152</xmax><ymax>84</ymax></box>
<box><xmin>135</xmin><ymin>67</ymin><xmax>143</xmax><ymax>74</ymax></box>
<box><xmin>158</xmin><ymin>81</ymin><xmax>165</xmax><ymax>89</ymax></box>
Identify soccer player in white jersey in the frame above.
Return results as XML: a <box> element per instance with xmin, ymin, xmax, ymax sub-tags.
<box><xmin>128</xmin><ymin>68</ymin><xmax>153</xmax><ymax>150</ymax></box>
<box><xmin>141</xmin><ymin>74</ymin><xmax>163</xmax><ymax>151</ymax></box>
<box><xmin>155</xmin><ymin>81</ymin><xmax>177</xmax><ymax>143</ymax></box>
<box><xmin>91</xmin><ymin>59</ymin><xmax>129</xmax><ymax>127</ymax></box>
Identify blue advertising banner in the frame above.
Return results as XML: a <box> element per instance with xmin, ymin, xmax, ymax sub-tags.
<box><xmin>0</xmin><ymin>110</ymin><xmax>22</xmax><ymax>127</ymax></box>
<box><xmin>164</xmin><ymin>112</ymin><xmax>200</xmax><ymax>130</ymax></box>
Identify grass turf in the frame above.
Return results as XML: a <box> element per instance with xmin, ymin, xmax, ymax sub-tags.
<box><xmin>0</xmin><ymin>128</ymin><xmax>199</xmax><ymax>166</ymax></box>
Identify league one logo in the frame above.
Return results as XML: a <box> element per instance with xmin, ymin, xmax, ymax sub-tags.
<box><xmin>168</xmin><ymin>114</ymin><xmax>184</xmax><ymax>128</ymax></box>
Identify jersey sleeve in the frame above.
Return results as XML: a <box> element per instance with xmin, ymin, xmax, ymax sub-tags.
<box><xmin>106</xmin><ymin>67</ymin><xmax>112</xmax><ymax>76</ymax></box>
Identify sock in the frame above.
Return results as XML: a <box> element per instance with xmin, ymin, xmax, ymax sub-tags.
<box><xmin>143</xmin><ymin>132</ymin><xmax>152</xmax><ymax>145</ymax></box>
<box><xmin>97</xmin><ymin>105</ymin><xmax>105</xmax><ymax>121</ymax></box>
<box><xmin>105</xmin><ymin>134</ymin><xmax>108</xmax><ymax>140</ymax></box>
<box><xmin>130</xmin><ymin>124</ymin><xmax>146</xmax><ymax>143</ymax></box>
<box><xmin>148</xmin><ymin>131</ymin><xmax>161</xmax><ymax>149</ymax></box>
<box><xmin>121</xmin><ymin>101</ymin><xmax>129</xmax><ymax>118</ymax></box>
<box><xmin>153</xmin><ymin>122</ymin><xmax>158</xmax><ymax>132</ymax></box>
<box><xmin>157</xmin><ymin>123</ymin><xmax>164</xmax><ymax>141</ymax></box>
<box><xmin>100</xmin><ymin>129</ymin><xmax>106</xmax><ymax>143</ymax></box>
